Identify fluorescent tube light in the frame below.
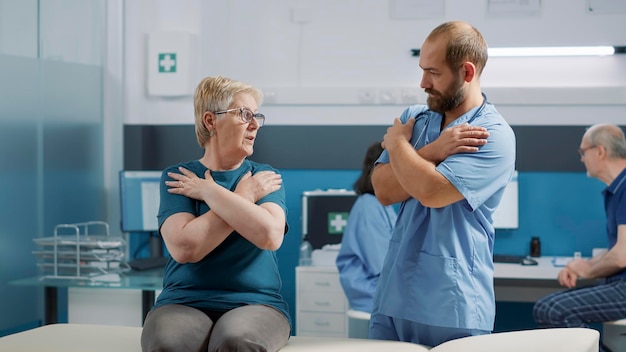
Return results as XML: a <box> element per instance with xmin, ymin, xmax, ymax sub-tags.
<box><xmin>410</xmin><ymin>46</ymin><xmax>625</xmax><ymax>57</ymax></box>
<box><xmin>488</xmin><ymin>46</ymin><xmax>616</xmax><ymax>57</ymax></box>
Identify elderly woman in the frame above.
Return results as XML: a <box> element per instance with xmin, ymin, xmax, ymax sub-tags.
<box><xmin>141</xmin><ymin>76</ymin><xmax>290</xmax><ymax>352</ymax></box>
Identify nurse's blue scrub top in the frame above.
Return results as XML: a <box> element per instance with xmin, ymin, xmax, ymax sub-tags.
<box><xmin>336</xmin><ymin>193</ymin><xmax>397</xmax><ymax>312</ymax></box>
<box><xmin>372</xmin><ymin>95</ymin><xmax>516</xmax><ymax>331</ymax></box>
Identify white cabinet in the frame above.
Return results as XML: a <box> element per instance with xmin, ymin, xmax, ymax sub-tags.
<box><xmin>67</xmin><ymin>288</ymin><xmax>162</xmax><ymax>327</ymax></box>
<box><xmin>68</xmin><ymin>288</ymin><xmax>143</xmax><ymax>327</ymax></box>
<box><xmin>295</xmin><ymin>266</ymin><xmax>348</xmax><ymax>337</ymax></box>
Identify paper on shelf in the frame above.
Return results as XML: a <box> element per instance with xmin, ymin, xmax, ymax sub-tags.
<box><xmin>552</xmin><ymin>257</ymin><xmax>574</xmax><ymax>267</ymax></box>
<box><xmin>90</xmin><ymin>273</ymin><xmax>121</xmax><ymax>282</ymax></box>
<box><xmin>311</xmin><ymin>248</ymin><xmax>340</xmax><ymax>266</ymax></box>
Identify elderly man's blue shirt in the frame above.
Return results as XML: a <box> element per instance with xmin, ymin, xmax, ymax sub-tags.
<box><xmin>603</xmin><ymin>167</ymin><xmax>626</xmax><ymax>282</ymax></box>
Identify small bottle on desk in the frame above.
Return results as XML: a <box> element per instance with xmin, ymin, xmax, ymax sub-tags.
<box><xmin>299</xmin><ymin>235</ymin><xmax>313</xmax><ymax>266</ymax></box>
<box><xmin>530</xmin><ymin>237</ymin><xmax>541</xmax><ymax>257</ymax></box>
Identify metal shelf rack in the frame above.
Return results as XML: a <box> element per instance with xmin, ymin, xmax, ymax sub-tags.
<box><xmin>33</xmin><ymin>221</ymin><xmax>129</xmax><ymax>281</ymax></box>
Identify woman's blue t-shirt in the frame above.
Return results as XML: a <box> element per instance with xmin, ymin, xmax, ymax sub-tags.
<box><xmin>153</xmin><ymin>159</ymin><xmax>291</xmax><ymax>329</ymax></box>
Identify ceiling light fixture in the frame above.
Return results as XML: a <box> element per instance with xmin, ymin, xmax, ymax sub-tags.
<box><xmin>410</xmin><ymin>46</ymin><xmax>626</xmax><ymax>57</ymax></box>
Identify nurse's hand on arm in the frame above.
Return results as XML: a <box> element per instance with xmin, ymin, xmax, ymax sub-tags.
<box><xmin>372</xmin><ymin>117</ymin><xmax>417</xmax><ymax>205</ymax></box>
<box><xmin>383</xmin><ymin>118</ymin><xmax>461</xmax><ymax>208</ymax></box>
<box><xmin>418</xmin><ymin>123</ymin><xmax>489</xmax><ymax>165</ymax></box>
<box><xmin>377</xmin><ymin>119</ymin><xmax>489</xmax><ymax>208</ymax></box>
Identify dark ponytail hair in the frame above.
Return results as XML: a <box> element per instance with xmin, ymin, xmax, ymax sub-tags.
<box><xmin>353</xmin><ymin>141</ymin><xmax>384</xmax><ymax>195</ymax></box>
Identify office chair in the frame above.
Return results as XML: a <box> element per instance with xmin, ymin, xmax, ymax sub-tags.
<box><xmin>346</xmin><ymin>309</ymin><xmax>371</xmax><ymax>339</ymax></box>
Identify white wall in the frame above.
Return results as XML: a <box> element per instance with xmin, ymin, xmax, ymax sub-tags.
<box><xmin>124</xmin><ymin>0</ymin><xmax>626</xmax><ymax>126</ymax></box>
<box><xmin>0</xmin><ymin>0</ymin><xmax>105</xmax><ymax>64</ymax></box>
<box><xmin>39</xmin><ymin>0</ymin><xmax>105</xmax><ymax>65</ymax></box>
<box><xmin>0</xmin><ymin>0</ymin><xmax>37</xmax><ymax>58</ymax></box>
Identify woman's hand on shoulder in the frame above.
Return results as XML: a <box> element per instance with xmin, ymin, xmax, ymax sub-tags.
<box><xmin>166</xmin><ymin>166</ymin><xmax>215</xmax><ymax>201</ymax></box>
<box><xmin>235</xmin><ymin>170</ymin><xmax>282</xmax><ymax>203</ymax></box>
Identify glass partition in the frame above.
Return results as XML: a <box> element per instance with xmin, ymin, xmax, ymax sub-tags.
<box><xmin>0</xmin><ymin>0</ymin><xmax>106</xmax><ymax>334</ymax></box>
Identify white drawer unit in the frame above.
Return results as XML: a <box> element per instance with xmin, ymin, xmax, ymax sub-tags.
<box><xmin>296</xmin><ymin>266</ymin><xmax>348</xmax><ymax>337</ymax></box>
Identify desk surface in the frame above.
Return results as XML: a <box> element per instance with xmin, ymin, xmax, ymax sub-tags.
<box><xmin>300</xmin><ymin>256</ymin><xmax>566</xmax><ymax>280</ymax></box>
<box><xmin>14</xmin><ymin>256</ymin><xmax>567</xmax><ymax>289</ymax></box>
<box><xmin>494</xmin><ymin>256</ymin><xmax>562</xmax><ymax>280</ymax></box>
<box><xmin>10</xmin><ymin>269</ymin><xmax>164</xmax><ymax>325</ymax></box>
<box><xmin>9</xmin><ymin>268</ymin><xmax>163</xmax><ymax>290</ymax></box>
<box><xmin>12</xmin><ymin>257</ymin><xmax>568</xmax><ymax>295</ymax></box>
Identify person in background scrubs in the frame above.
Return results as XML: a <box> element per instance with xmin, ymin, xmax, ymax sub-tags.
<box><xmin>533</xmin><ymin>123</ymin><xmax>626</xmax><ymax>352</ymax></box>
<box><xmin>336</xmin><ymin>141</ymin><xmax>398</xmax><ymax>313</ymax></box>
<box><xmin>369</xmin><ymin>21</ymin><xmax>516</xmax><ymax>347</ymax></box>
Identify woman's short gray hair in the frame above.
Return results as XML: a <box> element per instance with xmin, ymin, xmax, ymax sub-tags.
<box><xmin>193</xmin><ymin>76</ymin><xmax>263</xmax><ymax>146</ymax></box>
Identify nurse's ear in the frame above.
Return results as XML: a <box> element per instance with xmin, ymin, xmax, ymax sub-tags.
<box><xmin>461</xmin><ymin>62</ymin><xmax>476</xmax><ymax>83</ymax></box>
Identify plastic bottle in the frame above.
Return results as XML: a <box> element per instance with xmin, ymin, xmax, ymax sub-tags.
<box><xmin>299</xmin><ymin>235</ymin><xmax>313</xmax><ymax>266</ymax></box>
<box><xmin>530</xmin><ymin>237</ymin><xmax>541</xmax><ymax>257</ymax></box>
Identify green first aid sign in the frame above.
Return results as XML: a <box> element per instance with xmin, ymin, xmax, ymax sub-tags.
<box><xmin>158</xmin><ymin>53</ymin><xmax>177</xmax><ymax>73</ymax></box>
<box><xmin>328</xmin><ymin>212</ymin><xmax>348</xmax><ymax>234</ymax></box>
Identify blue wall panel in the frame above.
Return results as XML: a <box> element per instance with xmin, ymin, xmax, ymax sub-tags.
<box><xmin>277</xmin><ymin>169</ymin><xmax>359</xmax><ymax>326</ymax></box>
<box><xmin>494</xmin><ymin>172</ymin><xmax>607</xmax><ymax>258</ymax></box>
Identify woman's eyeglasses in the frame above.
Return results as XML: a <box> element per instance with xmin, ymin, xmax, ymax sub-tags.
<box><xmin>213</xmin><ymin>107</ymin><xmax>265</xmax><ymax>127</ymax></box>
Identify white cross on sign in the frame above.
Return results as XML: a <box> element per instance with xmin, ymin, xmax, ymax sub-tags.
<box><xmin>328</xmin><ymin>212</ymin><xmax>348</xmax><ymax>234</ymax></box>
<box><xmin>158</xmin><ymin>53</ymin><xmax>177</xmax><ymax>73</ymax></box>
